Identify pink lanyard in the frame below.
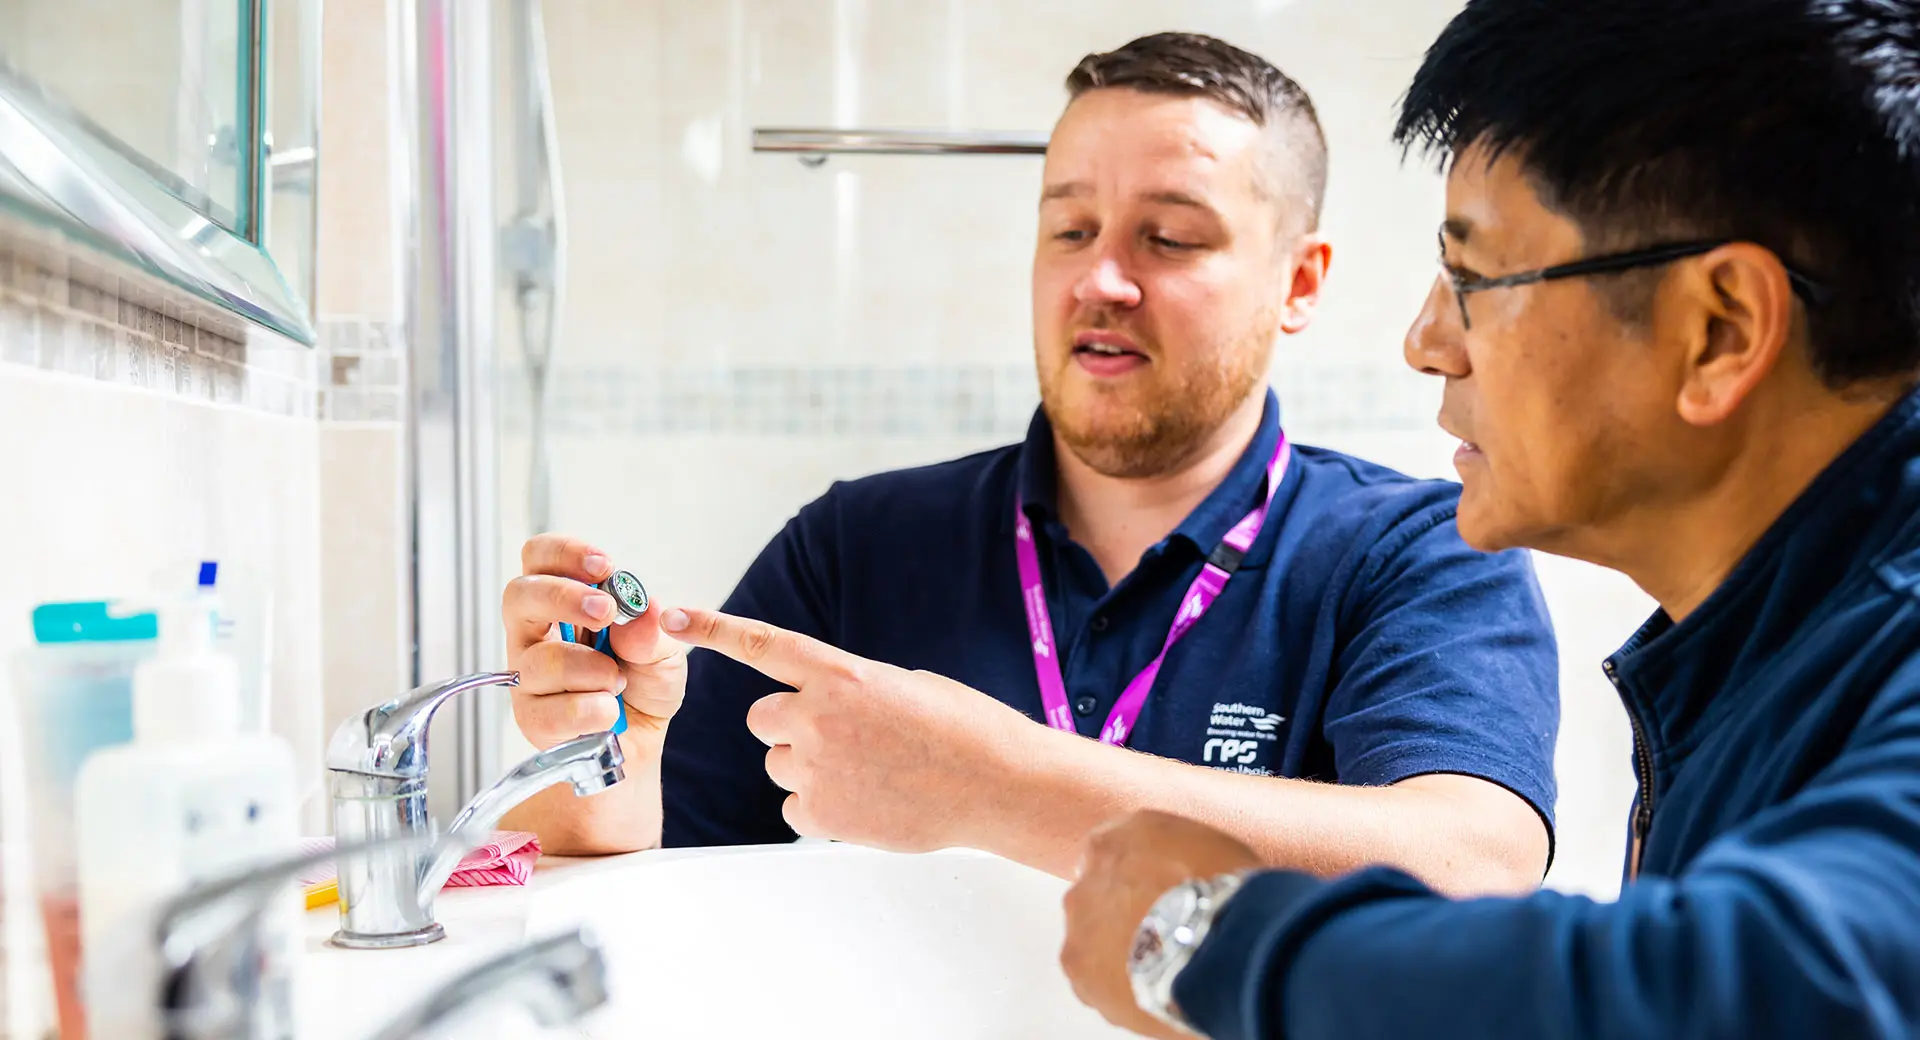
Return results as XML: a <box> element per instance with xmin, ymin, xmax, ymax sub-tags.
<box><xmin>1014</xmin><ymin>432</ymin><xmax>1292</xmax><ymax>746</ymax></box>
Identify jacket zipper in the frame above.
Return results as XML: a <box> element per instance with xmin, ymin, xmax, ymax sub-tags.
<box><xmin>1605</xmin><ymin>659</ymin><xmax>1655</xmax><ymax>881</ymax></box>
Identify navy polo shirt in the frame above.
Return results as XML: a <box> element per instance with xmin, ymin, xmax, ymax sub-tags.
<box><xmin>660</xmin><ymin>389</ymin><xmax>1560</xmax><ymax>848</ymax></box>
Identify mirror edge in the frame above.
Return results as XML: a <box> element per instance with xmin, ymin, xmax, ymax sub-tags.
<box><xmin>0</xmin><ymin>62</ymin><xmax>317</xmax><ymax>346</ymax></box>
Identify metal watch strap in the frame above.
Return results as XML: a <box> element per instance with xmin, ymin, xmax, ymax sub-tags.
<box><xmin>1134</xmin><ymin>871</ymin><xmax>1249</xmax><ymax>1034</ymax></box>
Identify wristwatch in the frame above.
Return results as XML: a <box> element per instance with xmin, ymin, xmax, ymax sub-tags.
<box><xmin>1129</xmin><ymin>871</ymin><xmax>1249</xmax><ymax>1035</ymax></box>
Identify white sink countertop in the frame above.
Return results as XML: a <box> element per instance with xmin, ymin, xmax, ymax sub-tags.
<box><xmin>297</xmin><ymin>842</ymin><xmax>1133</xmax><ymax>1039</ymax></box>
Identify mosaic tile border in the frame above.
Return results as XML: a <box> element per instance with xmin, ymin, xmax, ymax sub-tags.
<box><xmin>498</xmin><ymin>364</ymin><xmax>1039</xmax><ymax>439</ymax></box>
<box><xmin>498</xmin><ymin>361</ymin><xmax>1437</xmax><ymax>439</ymax></box>
<box><xmin>0</xmin><ymin>218</ymin><xmax>322</xmax><ymax>418</ymax></box>
<box><xmin>318</xmin><ymin>317</ymin><xmax>406</xmax><ymax>422</ymax></box>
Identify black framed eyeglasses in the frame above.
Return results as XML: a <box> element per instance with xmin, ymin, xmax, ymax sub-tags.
<box><xmin>1437</xmin><ymin>230</ymin><xmax>1833</xmax><ymax>330</ymax></box>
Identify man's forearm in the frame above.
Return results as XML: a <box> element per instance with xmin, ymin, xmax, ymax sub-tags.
<box><xmin>974</xmin><ymin>728</ymin><xmax>1547</xmax><ymax>895</ymax></box>
<box><xmin>500</xmin><ymin>726</ymin><xmax>667</xmax><ymax>856</ymax></box>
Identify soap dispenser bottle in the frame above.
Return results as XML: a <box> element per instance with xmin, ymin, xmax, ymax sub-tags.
<box><xmin>72</xmin><ymin>600</ymin><xmax>299</xmax><ymax>1040</ymax></box>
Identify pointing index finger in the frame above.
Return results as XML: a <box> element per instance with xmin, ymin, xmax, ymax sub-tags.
<box><xmin>663</xmin><ymin>606</ymin><xmax>848</xmax><ymax>688</ymax></box>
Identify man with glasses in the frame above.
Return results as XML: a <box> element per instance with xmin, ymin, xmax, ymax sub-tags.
<box><xmin>1058</xmin><ymin>1</ymin><xmax>1920</xmax><ymax>1037</ymax></box>
<box><xmin>498</xmin><ymin>33</ymin><xmax>1561</xmax><ymax>894</ymax></box>
<box><xmin>1436</xmin><ymin>232</ymin><xmax>1832</xmax><ymax>332</ymax></box>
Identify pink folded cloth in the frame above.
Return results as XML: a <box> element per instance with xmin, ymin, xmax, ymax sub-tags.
<box><xmin>295</xmin><ymin>830</ymin><xmax>543</xmax><ymax>889</ymax></box>
<box><xmin>443</xmin><ymin>830</ymin><xmax>541</xmax><ymax>887</ymax></box>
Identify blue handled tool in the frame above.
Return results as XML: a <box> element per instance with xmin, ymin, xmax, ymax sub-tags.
<box><xmin>556</xmin><ymin>621</ymin><xmax>629</xmax><ymax>735</ymax></box>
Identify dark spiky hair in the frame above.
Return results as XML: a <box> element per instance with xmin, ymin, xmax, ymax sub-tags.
<box><xmin>1396</xmin><ymin>0</ymin><xmax>1920</xmax><ymax>387</ymax></box>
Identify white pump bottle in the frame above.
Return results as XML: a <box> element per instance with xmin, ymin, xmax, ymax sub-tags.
<box><xmin>72</xmin><ymin>599</ymin><xmax>299</xmax><ymax>1039</ymax></box>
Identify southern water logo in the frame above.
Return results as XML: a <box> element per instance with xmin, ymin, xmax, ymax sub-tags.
<box><xmin>1202</xmin><ymin>702</ymin><xmax>1285</xmax><ymax>767</ymax></box>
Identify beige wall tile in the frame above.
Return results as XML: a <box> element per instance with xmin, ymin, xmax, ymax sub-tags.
<box><xmin>317</xmin><ymin>424</ymin><xmax>410</xmax><ymax>752</ymax></box>
<box><xmin>310</xmin><ymin>0</ymin><xmax>410</xmax><ymax>784</ymax></box>
<box><xmin>314</xmin><ymin>0</ymin><xmax>397</xmax><ymax>320</ymax></box>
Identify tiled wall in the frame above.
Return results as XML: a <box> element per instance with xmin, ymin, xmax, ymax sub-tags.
<box><xmin>320</xmin><ymin>318</ymin><xmax>406</xmax><ymax>422</ymax></box>
<box><xmin>310</xmin><ymin>0</ymin><xmax>412</xmax><ymax>751</ymax></box>
<box><xmin>0</xmin><ymin>220</ymin><xmax>330</xmax><ymax>1040</ymax></box>
<box><xmin>505</xmin><ymin>0</ymin><xmax>1654</xmax><ymax>898</ymax></box>
<box><xmin>315</xmin><ymin>316</ymin><xmax>408</xmax><ymax>745</ymax></box>
<box><xmin>0</xmin><ymin>3</ymin><xmax>411</xmax><ymax>1030</ymax></box>
<box><xmin>0</xmin><ymin>230</ymin><xmax>319</xmax><ymax>417</ymax></box>
<box><xmin>0</xmin><ymin>227</ymin><xmax>328</xmax><ymax>783</ymax></box>
<box><xmin>0</xmin><ymin>0</ymin><xmax>413</xmax><ymax>834</ymax></box>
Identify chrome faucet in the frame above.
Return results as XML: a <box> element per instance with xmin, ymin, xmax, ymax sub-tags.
<box><xmin>326</xmin><ymin>670</ymin><xmax>626</xmax><ymax>949</ymax></box>
<box><xmin>152</xmin><ymin>837</ymin><xmax>428</xmax><ymax>1040</ymax></box>
<box><xmin>146</xmin><ymin>838</ymin><xmax>607</xmax><ymax>1040</ymax></box>
<box><xmin>366</xmin><ymin>928</ymin><xmax>610</xmax><ymax>1040</ymax></box>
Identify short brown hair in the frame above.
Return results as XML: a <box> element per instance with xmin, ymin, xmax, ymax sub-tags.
<box><xmin>1066</xmin><ymin>33</ymin><xmax>1328</xmax><ymax>230</ymax></box>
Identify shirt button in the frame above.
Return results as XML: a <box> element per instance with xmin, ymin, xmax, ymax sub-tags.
<box><xmin>1090</xmin><ymin>614</ymin><xmax>1110</xmax><ymax>633</ymax></box>
<box><xmin>1073</xmin><ymin>695</ymin><xmax>1098</xmax><ymax>716</ymax></box>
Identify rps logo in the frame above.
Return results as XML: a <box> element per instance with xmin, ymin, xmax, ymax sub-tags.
<box><xmin>1202</xmin><ymin>737</ymin><xmax>1261</xmax><ymax>765</ymax></box>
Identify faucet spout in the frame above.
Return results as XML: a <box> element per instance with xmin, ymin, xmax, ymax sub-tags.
<box><xmin>417</xmin><ymin>731</ymin><xmax>626</xmax><ymax>903</ymax></box>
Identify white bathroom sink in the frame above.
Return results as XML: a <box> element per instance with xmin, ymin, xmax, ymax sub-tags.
<box><xmin>525</xmin><ymin>843</ymin><xmax>1134</xmax><ymax>1039</ymax></box>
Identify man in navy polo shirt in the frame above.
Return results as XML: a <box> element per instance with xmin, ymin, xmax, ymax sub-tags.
<box><xmin>501</xmin><ymin>33</ymin><xmax>1558</xmax><ymax>890</ymax></box>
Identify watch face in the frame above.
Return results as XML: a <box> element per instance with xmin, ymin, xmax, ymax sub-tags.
<box><xmin>1129</xmin><ymin>923</ymin><xmax>1167</xmax><ymax>967</ymax></box>
<box><xmin>603</xmin><ymin>571</ymin><xmax>649</xmax><ymax>619</ymax></box>
<box><xmin>1131</xmin><ymin>883</ymin><xmax>1202</xmax><ymax>973</ymax></box>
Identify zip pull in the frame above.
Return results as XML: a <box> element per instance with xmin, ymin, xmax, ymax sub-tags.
<box><xmin>1628</xmin><ymin>802</ymin><xmax>1650</xmax><ymax>881</ymax></box>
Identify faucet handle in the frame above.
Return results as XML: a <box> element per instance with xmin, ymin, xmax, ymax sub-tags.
<box><xmin>326</xmin><ymin>670</ymin><xmax>520</xmax><ymax>779</ymax></box>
